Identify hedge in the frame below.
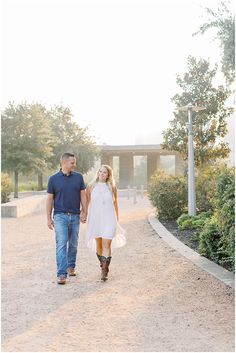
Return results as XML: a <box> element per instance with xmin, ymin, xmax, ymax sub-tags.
<box><xmin>1</xmin><ymin>173</ymin><xmax>12</xmax><ymax>203</ymax></box>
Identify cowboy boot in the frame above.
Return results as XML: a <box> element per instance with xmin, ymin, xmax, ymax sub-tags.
<box><xmin>100</xmin><ymin>256</ymin><xmax>108</xmax><ymax>281</ymax></box>
<box><xmin>106</xmin><ymin>256</ymin><xmax>112</xmax><ymax>273</ymax></box>
<box><xmin>100</xmin><ymin>256</ymin><xmax>112</xmax><ymax>281</ymax></box>
<box><xmin>96</xmin><ymin>253</ymin><xmax>102</xmax><ymax>268</ymax></box>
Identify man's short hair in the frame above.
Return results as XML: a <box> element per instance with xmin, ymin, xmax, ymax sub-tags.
<box><xmin>60</xmin><ymin>152</ymin><xmax>75</xmax><ymax>161</ymax></box>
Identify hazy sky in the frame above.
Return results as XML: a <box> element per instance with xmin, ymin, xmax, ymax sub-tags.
<box><xmin>2</xmin><ymin>0</ymin><xmax>231</xmax><ymax>145</ymax></box>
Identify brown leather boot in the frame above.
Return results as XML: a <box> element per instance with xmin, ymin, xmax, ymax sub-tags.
<box><xmin>100</xmin><ymin>256</ymin><xmax>112</xmax><ymax>281</ymax></box>
<box><xmin>96</xmin><ymin>253</ymin><xmax>102</xmax><ymax>268</ymax></box>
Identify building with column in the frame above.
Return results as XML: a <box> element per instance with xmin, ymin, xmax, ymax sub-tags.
<box><xmin>100</xmin><ymin>144</ymin><xmax>185</xmax><ymax>188</ymax></box>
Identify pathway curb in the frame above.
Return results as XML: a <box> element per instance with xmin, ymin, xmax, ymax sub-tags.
<box><xmin>148</xmin><ymin>212</ymin><xmax>235</xmax><ymax>289</ymax></box>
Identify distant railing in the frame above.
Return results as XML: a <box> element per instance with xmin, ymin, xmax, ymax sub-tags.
<box><xmin>118</xmin><ymin>186</ymin><xmax>147</xmax><ymax>203</ymax></box>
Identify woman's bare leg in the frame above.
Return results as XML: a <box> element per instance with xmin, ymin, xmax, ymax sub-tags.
<box><xmin>95</xmin><ymin>237</ymin><xmax>103</xmax><ymax>256</ymax></box>
<box><xmin>102</xmin><ymin>239</ymin><xmax>112</xmax><ymax>257</ymax></box>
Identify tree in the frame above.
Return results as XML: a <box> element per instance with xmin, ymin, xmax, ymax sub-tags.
<box><xmin>193</xmin><ymin>1</ymin><xmax>235</xmax><ymax>85</ymax></box>
<box><xmin>162</xmin><ymin>56</ymin><xmax>230</xmax><ymax>167</ymax></box>
<box><xmin>48</xmin><ymin>105</ymin><xmax>99</xmax><ymax>175</ymax></box>
<box><xmin>1</xmin><ymin>102</ymin><xmax>55</xmax><ymax>197</ymax></box>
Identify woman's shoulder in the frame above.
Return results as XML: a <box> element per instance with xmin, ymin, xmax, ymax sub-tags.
<box><xmin>86</xmin><ymin>182</ymin><xmax>97</xmax><ymax>191</ymax></box>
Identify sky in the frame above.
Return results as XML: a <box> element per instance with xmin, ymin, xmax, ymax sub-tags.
<box><xmin>2</xmin><ymin>0</ymin><xmax>233</xmax><ymax>146</ymax></box>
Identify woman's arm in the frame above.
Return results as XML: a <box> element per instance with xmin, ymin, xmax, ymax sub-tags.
<box><xmin>113</xmin><ymin>186</ymin><xmax>119</xmax><ymax>221</ymax></box>
<box><xmin>80</xmin><ymin>189</ymin><xmax>87</xmax><ymax>223</ymax></box>
<box><xmin>86</xmin><ymin>185</ymin><xmax>91</xmax><ymax>214</ymax></box>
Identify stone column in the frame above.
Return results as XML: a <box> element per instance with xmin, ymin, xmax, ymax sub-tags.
<box><xmin>175</xmin><ymin>153</ymin><xmax>185</xmax><ymax>175</ymax></box>
<box><xmin>101</xmin><ymin>154</ymin><xmax>113</xmax><ymax>167</ymax></box>
<box><xmin>147</xmin><ymin>153</ymin><xmax>159</xmax><ymax>183</ymax></box>
<box><xmin>119</xmin><ymin>153</ymin><xmax>134</xmax><ymax>188</ymax></box>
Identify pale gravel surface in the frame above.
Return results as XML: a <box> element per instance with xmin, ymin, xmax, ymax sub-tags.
<box><xmin>1</xmin><ymin>197</ymin><xmax>235</xmax><ymax>352</ymax></box>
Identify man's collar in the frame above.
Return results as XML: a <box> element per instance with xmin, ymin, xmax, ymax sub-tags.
<box><xmin>60</xmin><ymin>168</ymin><xmax>72</xmax><ymax>176</ymax></box>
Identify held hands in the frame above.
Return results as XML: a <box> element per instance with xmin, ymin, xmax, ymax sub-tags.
<box><xmin>80</xmin><ymin>210</ymin><xmax>87</xmax><ymax>224</ymax></box>
<box><xmin>47</xmin><ymin>218</ymin><xmax>54</xmax><ymax>230</ymax></box>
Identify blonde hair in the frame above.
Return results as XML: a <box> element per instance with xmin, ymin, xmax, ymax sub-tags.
<box><xmin>89</xmin><ymin>164</ymin><xmax>116</xmax><ymax>196</ymax></box>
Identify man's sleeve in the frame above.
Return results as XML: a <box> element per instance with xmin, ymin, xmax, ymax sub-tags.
<box><xmin>80</xmin><ymin>175</ymin><xmax>86</xmax><ymax>190</ymax></box>
<box><xmin>47</xmin><ymin>176</ymin><xmax>54</xmax><ymax>194</ymax></box>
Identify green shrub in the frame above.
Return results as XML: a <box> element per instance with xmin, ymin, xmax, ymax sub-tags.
<box><xmin>215</xmin><ymin>167</ymin><xmax>235</xmax><ymax>217</ymax></box>
<box><xmin>148</xmin><ymin>170</ymin><xmax>187</xmax><ymax>220</ymax></box>
<box><xmin>215</xmin><ymin>168</ymin><xmax>235</xmax><ymax>271</ymax></box>
<box><xmin>1</xmin><ymin>173</ymin><xmax>12</xmax><ymax>203</ymax></box>
<box><xmin>179</xmin><ymin>218</ymin><xmax>195</xmax><ymax>229</ymax></box>
<box><xmin>192</xmin><ymin>218</ymin><xmax>207</xmax><ymax>228</ymax></box>
<box><xmin>177</xmin><ymin>211</ymin><xmax>212</xmax><ymax>230</ymax></box>
<box><xmin>196</xmin><ymin>164</ymin><xmax>226</xmax><ymax>212</ymax></box>
<box><xmin>217</xmin><ymin>226</ymin><xmax>235</xmax><ymax>270</ymax></box>
<box><xmin>177</xmin><ymin>213</ymin><xmax>190</xmax><ymax>225</ymax></box>
<box><xmin>198</xmin><ymin>167</ymin><xmax>235</xmax><ymax>272</ymax></box>
<box><xmin>198</xmin><ymin>216</ymin><xmax>221</xmax><ymax>262</ymax></box>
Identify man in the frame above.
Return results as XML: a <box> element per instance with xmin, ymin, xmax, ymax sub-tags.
<box><xmin>46</xmin><ymin>152</ymin><xmax>87</xmax><ymax>285</ymax></box>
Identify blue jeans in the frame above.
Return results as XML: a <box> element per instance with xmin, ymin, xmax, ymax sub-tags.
<box><xmin>54</xmin><ymin>213</ymin><xmax>80</xmax><ymax>278</ymax></box>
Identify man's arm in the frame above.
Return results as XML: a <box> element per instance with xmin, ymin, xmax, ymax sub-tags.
<box><xmin>80</xmin><ymin>189</ymin><xmax>87</xmax><ymax>223</ymax></box>
<box><xmin>46</xmin><ymin>193</ymin><xmax>54</xmax><ymax>230</ymax></box>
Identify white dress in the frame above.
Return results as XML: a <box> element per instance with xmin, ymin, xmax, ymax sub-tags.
<box><xmin>86</xmin><ymin>182</ymin><xmax>126</xmax><ymax>252</ymax></box>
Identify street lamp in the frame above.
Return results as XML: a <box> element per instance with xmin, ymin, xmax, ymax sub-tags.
<box><xmin>176</xmin><ymin>103</ymin><xmax>205</xmax><ymax>216</ymax></box>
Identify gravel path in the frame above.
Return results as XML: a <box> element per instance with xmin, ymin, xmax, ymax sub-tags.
<box><xmin>1</xmin><ymin>197</ymin><xmax>234</xmax><ymax>352</ymax></box>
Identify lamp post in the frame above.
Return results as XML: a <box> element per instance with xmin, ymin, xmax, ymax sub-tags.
<box><xmin>176</xmin><ymin>103</ymin><xmax>205</xmax><ymax>216</ymax></box>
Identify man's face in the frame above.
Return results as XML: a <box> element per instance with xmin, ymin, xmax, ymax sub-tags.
<box><xmin>64</xmin><ymin>157</ymin><xmax>76</xmax><ymax>171</ymax></box>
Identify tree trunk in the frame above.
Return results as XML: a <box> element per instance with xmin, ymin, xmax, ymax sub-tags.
<box><xmin>38</xmin><ymin>173</ymin><xmax>43</xmax><ymax>190</ymax></box>
<box><xmin>14</xmin><ymin>171</ymin><xmax>19</xmax><ymax>198</ymax></box>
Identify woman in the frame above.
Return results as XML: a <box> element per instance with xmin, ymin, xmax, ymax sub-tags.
<box><xmin>86</xmin><ymin>165</ymin><xmax>126</xmax><ymax>281</ymax></box>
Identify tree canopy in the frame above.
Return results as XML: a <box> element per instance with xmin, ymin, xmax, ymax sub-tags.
<box><xmin>1</xmin><ymin>102</ymin><xmax>54</xmax><ymax>175</ymax></box>
<box><xmin>162</xmin><ymin>56</ymin><xmax>230</xmax><ymax>166</ymax></box>
<box><xmin>48</xmin><ymin>105</ymin><xmax>99</xmax><ymax>173</ymax></box>
<box><xmin>193</xmin><ymin>1</ymin><xmax>235</xmax><ymax>85</ymax></box>
<box><xmin>1</xmin><ymin>102</ymin><xmax>99</xmax><ymax>195</ymax></box>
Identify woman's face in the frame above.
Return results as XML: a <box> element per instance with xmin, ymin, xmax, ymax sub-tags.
<box><xmin>98</xmin><ymin>167</ymin><xmax>109</xmax><ymax>182</ymax></box>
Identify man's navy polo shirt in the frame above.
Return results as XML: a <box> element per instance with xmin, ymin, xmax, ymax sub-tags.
<box><xmin>47</xmin><ymin>170</ymin><xmax>86</xmax><ymax>215</ymax></box>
